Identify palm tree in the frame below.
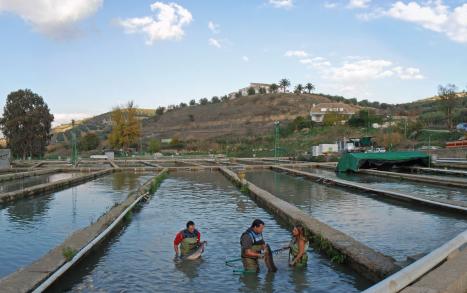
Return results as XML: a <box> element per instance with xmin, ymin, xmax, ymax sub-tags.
<box><xmin>305</xmin><ymin>83</ymin><xmax>315</xmax><ymax>94</ymax></box>
<box><xmin>269</xmin><ymin>83</ymin><xmax>279</xmax><ymax>93</ymax></box>
<box><xmin>279</xmin><ymin>78</ymin><xmax>290</xmax><ymax>93</ymax></box>
<box><xmin>294</xmin><ymin>84</ymin><xmax>303</xmax><ymax>94</ymax></box>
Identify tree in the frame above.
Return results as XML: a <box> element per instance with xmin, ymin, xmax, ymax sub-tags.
<box><xmin>79</xmin><ymin>133</ymin><xmax>100</xmax><ymax>151</ymax></box>
<box><xmin>188</xmin><ymin>114</ymin><xmax>195</xmax><ymax>122</ymax></box>
<box><xmin>108</xmin><ymin>101</ymin><xmax>141</xmax><ymax>151</ymax></box>
<box><xmin>247</xmin><ymin>87</ymin><xmax>256</xmax><ymax>95</ymax></box>
<box><xmin>221</xmin><ymin>95</ymin><xmax>229</xmax><ymax>102</ymax></box>
<box><xmin>179</xmin><ymin>102</ymin><xmax>187</xmax><ymax>108</ymax></box>
<box><xmin>269</xmin><ymin>83</ymin><xmax>278</xmax><ymax>93</ymax></box>
<box><xmin>199</xmin><ymin>98</ymin><xmax>209</xmax><ymax>105</ymax></box>
<box><xmin>438</xmin><ymin>84</ymin><xmax>458</xmax><ymax>129</ymax></box>
<box><xmin>347</xmin><ymin>109</ymin><xmax>381</xmax><ymax>127</ymax></box>
<box><xmin>148</xmin><ymin>139</ymin><xmax>160</xmax><ymax>153</ymax></box>
<box><xmin>189</xmin><ymin>99</ymin><xmax>196</xmax><ymax>106</ymax></box>
<box><xmin>294</xmin><ymin>84</ymin><xmax>303</xmax><ymax>94</ymax></box>
<box><xmin>279</xmin><ymin>78</ymin><xmax>290</xmax><ymax>93</ymax></box>
<box><xmin>211</xmin><ymin>96</ymin><xmax>220</xmax><ymax>103</ymax></box>
<box><xmin>0</xmin><ymin>89</ymin><xmax>54</xmax><ymax>159</ymax></box>
<box><xmin>259</xmin><ymin>87</ymin><xmax>267</xmax><ymax>94</ymax></box>
<box><xmin>305</xmin><ymin>83</ymin><xmax>315</xmax><ymax>93</ymax></box>
<box><xmin>156</xmin><ymin>106</ymin><xmax>165</xmax><ymax>115</ymax></box>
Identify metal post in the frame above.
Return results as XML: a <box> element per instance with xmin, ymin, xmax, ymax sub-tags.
<box><xmin>71</xmin><ymin>120</ymin><xmax>78</xmax><ymax>166</ymax></box>
<box><xmin>428</xmin><ymin>134</ymin><xmax>431</xmax><ymax>168</ymax></box>
<box><xmin>274</xmin><ymin>121</ymin><xmax>280</xmax><ymax>163</ymax></box>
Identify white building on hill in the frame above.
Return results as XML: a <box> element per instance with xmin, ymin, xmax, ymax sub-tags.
<box><xmin>309</xmin><ymin>103</ymin><xmax>356</xmax><ymax>123</ymax></box>
<box><xmin>229</xmin><ymin>83</ymin><xmax>274</xmax><ymax>98</ymax></box>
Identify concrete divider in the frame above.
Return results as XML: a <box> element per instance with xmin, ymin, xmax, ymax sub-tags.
<box><xmin>219</xmin><ymin>167</ymin><xmax>400</xmax><ymax>282</ymax></box>
<box><xmin>363</xmin><ymin>229</ymin><xmax>467</xmax><ymax>293</ymax></box>
<box><xmin>273</xmin><ymin>166</ymin><xmax>467</xmax><ymax>214</ymax></box>
<box><xmin>358</xmin><ymin>169</ymin><xmax>467</xmax><ymax>189</ymax></box>
<box><xmin>0</xmin><ymin>168</ymin><xmax>59</xmax><ymax>183</ymax></box>
<box><xmin>0</xmin><ymin>169</ymin><xmax>168</xmax><ymax>293</ymax></box>
<box><xmin>0</xmin><ymin>169</ymin><xmax>113</xmax><ymax>204</ymax></box>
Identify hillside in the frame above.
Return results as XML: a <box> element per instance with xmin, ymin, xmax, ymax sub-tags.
<box><xmin>51</xmin><ymin>109</ymin><xmax>156</xmax><ymax>144</ymax></box>
<box><xmin>141</xmin><ymin>93</ymin><xmax>341</xmax><ymax>141</ymax></box>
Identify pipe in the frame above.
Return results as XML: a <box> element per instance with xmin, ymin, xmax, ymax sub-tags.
<box><xmin>32</xmin><ymin>192</ymin><xmax>148</xmax><ymax>293</ymax></box>
<box><xmin>362</xmin><ymin>229</ymin><xmax>467</xmax><ymax>293</ymax></box>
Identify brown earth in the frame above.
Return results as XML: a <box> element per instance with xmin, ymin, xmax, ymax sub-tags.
<box><xmin>142</xmin><ymin>93</ymin><xmax>333</xmax><ymax>141</ymax></box>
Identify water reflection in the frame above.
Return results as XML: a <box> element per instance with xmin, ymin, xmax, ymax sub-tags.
<box><xmin>51</xmin><ymin>171</ymin><xmax>371</xmax><ymax>292</ymax></box>
<box><xmin>247</xmin><ymin>170</ymin><xmax>467</xmax><ymax>261</ymax></box>
<box><xmin>0</xmin><ymin>173</ymin><xmax>78</xmax><ymax>193</ymax></box>
<box><xmin>0</xmin><ymin>172</ymin><xmax>153</xmax><ymax>278</ymax></box>
<box><xmin>301</xmin><ymin>167</ymin><xmax>466</xmax><ymax>203</ymax></box>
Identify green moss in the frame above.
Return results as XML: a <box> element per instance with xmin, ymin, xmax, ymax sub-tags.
<box><xmin>62</xmin><ymin>246</ymin><xmax>77</xmax><ymax>261</ymax></box>
<box><xmin>124</xmin><ymin>210</ymin><xmax>133</xmax><ymax>222</ymax></box>
<box><xmin>240</xmin><ymin>183</ymin><xmax>249</xmax><ymax>194</ymax></box>
<box><xmin>312</xmin><ymin>234</ymin><xmax>347</xmax><ymax>264</ymax></box>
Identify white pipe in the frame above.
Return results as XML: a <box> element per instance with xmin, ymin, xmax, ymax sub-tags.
<box><xmin>32</xmin><ymin>192</ymin><xmax>148</xmax><ymax>293</ymax></box>
<box><xmin>362</xmin><ymin>229</ymin><xmax>467</xmax><ymax>293</ymax></box>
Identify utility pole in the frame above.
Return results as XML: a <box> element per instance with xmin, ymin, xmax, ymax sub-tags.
<box><xmin>428</xmin><ymin>134</ymin><xmax>431</xmax><ymax>168</ymax></box>
<box><xmin>71</xmin><ymin>120</ymin><xmax>78</xmax><ymax>166</ymax></box>
<box><xmin>274</xmin><ymin>121</ymin><xmax>280</xmax><ymax>163</ymax></box>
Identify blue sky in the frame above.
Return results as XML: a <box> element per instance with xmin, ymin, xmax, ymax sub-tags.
<box><xmin>0</xmin><ymin>0</ymin><xmax>466</xmax><ymax>125</ymax></box>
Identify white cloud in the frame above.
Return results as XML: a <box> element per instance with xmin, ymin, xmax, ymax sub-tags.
<box><xmin>288</xmin><ymin>51</ymin><xmax>424</xmax><ymax>82</ymax></box>
<box><xmin>268</xmin><ymin>0</ymin><xmax>293</xmax><ymax>8</ymax></box>
<box><xmin>348</xmin><ymin>0</ymin><xmax>371</xmax><ymax>9</ymax></box>
<box><xmin>52</xmin><ymin>113</ymin><xmax>92</xmax><ymax>127</ymax></box>
<box><xmin>0</xmin><ymin>0</ymin><xmax>102</xmax><ymax>38</ymax></box>
<box><xmin>242</xmin><ymin>56</ymin><xmax>249</xmax><ymax>62</ymax></box>
<box><xmin>117</xmin><ymin>2</ymin><xmax>193</xmax><ymax>45</ymax></box>
<box><xmin>208</xmin><ymin>38</ymin><xmax>221</xmax><ymax>48</ymax></box>
<box><xmin>285</xmin><ymin>50</ymin><xmax>308</xmax><ymax>57</ymax></box>
<box><xmin>358</xmin><ymin>1</ymin><xmax>467</xmax><ymax>43</ymax></box>
<box><xmin>208</xmin><ymin>21</ymin><xmax>220</xmax><ymax>33</ymax></box>
<box><xmin>324</xmin><ymin>2</ymin><xmax>338</xmax><ymax>9</ymax></box>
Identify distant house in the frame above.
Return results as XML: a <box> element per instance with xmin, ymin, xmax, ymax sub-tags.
<box><xmin>229</xmin><ymin>83</ymin><xmax>274</xmax><ymax>98</ymax></box>
<box><xmin>309</xmin><ymin>103</ymin><xmax>356</xmax><ymax>123</ymax></box>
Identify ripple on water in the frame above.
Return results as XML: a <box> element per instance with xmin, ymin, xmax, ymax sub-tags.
<box><xmin>246</xmin><ymin>170</ymin><xmax>467</xmax><ymax>261</ymax></box>
<box><xmin>52</xmin><ymin>171</ymin><xmax>371</xmax><ymax>293</ymax></box>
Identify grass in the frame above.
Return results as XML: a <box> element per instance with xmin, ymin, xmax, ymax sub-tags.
<box><xmin>62</xmin><ymin>246</ymin><xmax>77</xmax><ymax>261</ymax></box>
<box><xmin>312</xmin><ymin>234</ymin><xmax>347</xmax><ymax>264</ymax></box>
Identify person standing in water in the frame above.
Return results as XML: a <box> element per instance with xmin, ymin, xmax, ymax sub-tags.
<box><xmin>174</xmin><ymin>221</ymin><xmax>201</xmax><ymax>258</ymax></box>
<box><xmin>288</xmin><ymin>224</ymin><xmax>309</xmax><ymax>267</ymax></box>
<box><xmin>240</xmin><ymin>219</ymin><xmax>266</xmax><ymax>273</ymax></box>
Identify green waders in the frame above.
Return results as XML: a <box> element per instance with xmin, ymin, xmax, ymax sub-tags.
<box><xmin>242</xmin><ymin>244</ymin><xmax>263</xmax><ymax>273</ymax></box>
<box><xmin>289</xmin><ymin>238</ymin><xmax>309</xmax><ymax>267</ymax></box>
<box><xmin>180</xmin><ymin>236</ymin><xmax>198</xmax><ymax>257</ymax></box>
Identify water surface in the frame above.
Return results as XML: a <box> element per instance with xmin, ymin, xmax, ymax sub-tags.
<box><xmin>0</xmin><ymin>173</ymin><xmax>80</xmax><ymax>193</ymax></box>
<box><xmin>0</xmin><ymin>172</ymin><xmax>153</xmax><ymax>277</ymax></box>
<box><xmin>51</xmin><ymin>171</ymin><xmax>371</xmax><ymax>293</ymax></box>
<box><xmin>246</xmin><ymin>170</ymin><xmax>467</xmax><ymax>261</ymax></box>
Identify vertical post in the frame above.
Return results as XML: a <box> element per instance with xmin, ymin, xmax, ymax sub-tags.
<box><xmin>71</xmin><ymin>120</ymin><xmax>78</xmax><ymax>166</ymax></box>
<box><xmin>428</xmin><ymin>134</ymin><xmax>431</xmax><ymax>168</ymax></box>
<box><xmin>274</xmin><ymin>121</ymin><xmax>280</xmax><ymax>163</ymax></box>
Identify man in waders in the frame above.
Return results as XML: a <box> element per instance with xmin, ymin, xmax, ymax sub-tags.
<box><xmin>174</xmin><ymin>221</ymin><xmax>201</xmax><ymax>258</ymax></box>
<box><xmin>240</xmin><ymin>219</ymin><xmax>266</xmax><ymax>273</ymax></box>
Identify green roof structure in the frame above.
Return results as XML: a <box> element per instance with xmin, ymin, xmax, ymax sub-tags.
<box><xmin>336</xmin><ymin>151</ymin><xmax>430</xmax><ymax>172</ymax></box>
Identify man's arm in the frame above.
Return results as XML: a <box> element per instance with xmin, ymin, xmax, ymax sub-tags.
<box><xmin>173</xmin><ymin>232</ymin><xmax>183</xmax><ymax>255</ymax></box>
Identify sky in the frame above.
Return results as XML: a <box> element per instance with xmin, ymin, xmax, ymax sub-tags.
<box><xmin>0</xmin><ymin>0</ymin><xmax>466</xmax><ymax>125</ymax></box>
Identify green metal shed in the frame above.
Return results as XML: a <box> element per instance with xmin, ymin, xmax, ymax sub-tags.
<box><xmin>336</xmin><ymin>151</ymin><xmax>430</xmax><ymax>172</ymax></box>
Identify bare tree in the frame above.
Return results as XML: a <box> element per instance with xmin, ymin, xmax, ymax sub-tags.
<box><xmin>438</xmin><ymin>84</ymin><xmax>458</xmax><ymax>130</ymax></box>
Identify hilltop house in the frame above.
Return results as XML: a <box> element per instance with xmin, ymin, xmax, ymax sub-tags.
<box><xmin>309</xmin><ymin>103</ymin><xmax>356</xmax><ymax>124</ymax></box>
<box><xmin>228</xmin><ymin>83</ymin><xmax>274</xmax><ymax>98</ymax></box>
